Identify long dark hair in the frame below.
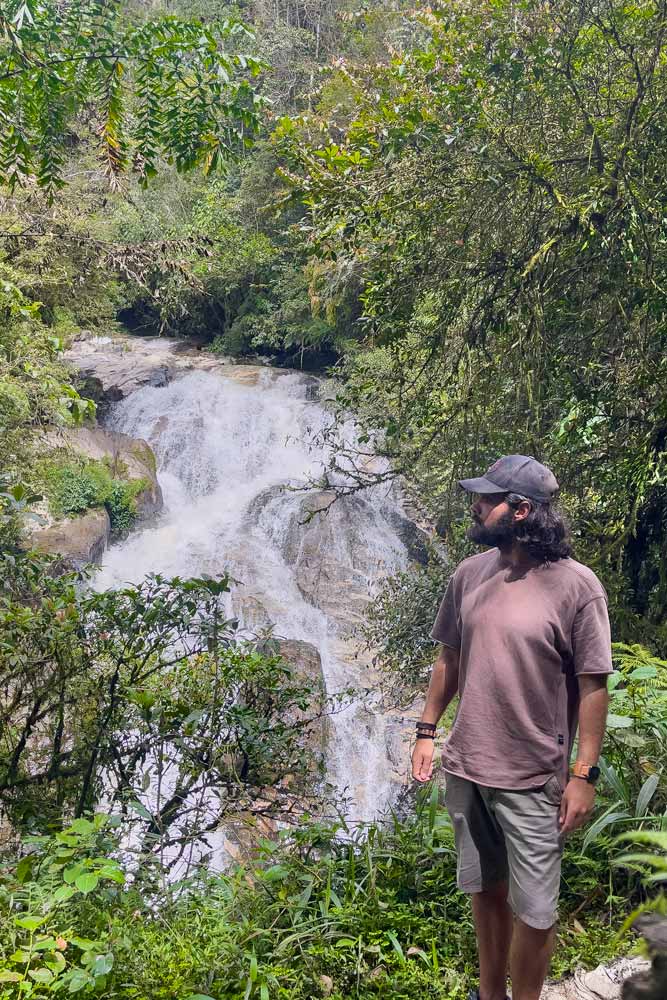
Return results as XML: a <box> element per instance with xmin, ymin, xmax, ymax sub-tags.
<box><xmin>508</xmin><ymin>495</ymin><xmax>573</xmax><ymax>563</ymax></box>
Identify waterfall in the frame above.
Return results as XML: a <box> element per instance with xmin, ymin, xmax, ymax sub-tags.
<box><xmin>95</xmin><ymin>365</ymin><xmax>410</xmax><ymax>825</ymax></box>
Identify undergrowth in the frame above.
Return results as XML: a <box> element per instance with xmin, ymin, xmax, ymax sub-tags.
<box><xmin>0</xmin><ymin>792</ymin><xmax>643</xmax><ymax>1000</ymax></box>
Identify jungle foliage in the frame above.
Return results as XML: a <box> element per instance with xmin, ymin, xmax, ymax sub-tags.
<box><xmin>0</xmin><ymin>796</ymin><xmax>646</xmax><ymax>1000</ymax></box>
<box><xmin>0</xmin><ymin>552</ymin><xmax>325</xmax><ymax>858</ymax></box>
<box><xmin>279</xmin><ymin>0</ymin><xmax>667</xmax><ymax>650</ymax></box>
<box><xmin>0</xmin><ymin>0</ymin><xmax>263</xmax><ymax>195</ymax></box>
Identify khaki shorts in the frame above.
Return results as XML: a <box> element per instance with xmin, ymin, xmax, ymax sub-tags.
<box><xmin>443</xmin><ymin>771</ymin><xmax>564</xmax><ymax>930</ymax></box>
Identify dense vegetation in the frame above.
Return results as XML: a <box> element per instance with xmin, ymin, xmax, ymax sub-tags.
<box><xmin>2</xmin><ymin>0</ymin><xmax>667</xmax><ymax>997</ymax></box>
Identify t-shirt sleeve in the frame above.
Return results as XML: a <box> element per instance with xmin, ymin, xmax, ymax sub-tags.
<box><xmin>571</xmin><ymin>596</ymin><xmax>613</xmax><ymax>675</ymax></box>
<box><xmin>430</xmin><ymin>574</ymin><xmax>461</xmax><ymax>649</ymax></box>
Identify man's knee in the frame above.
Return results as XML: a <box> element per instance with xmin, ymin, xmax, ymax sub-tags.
<box><xmin>473</xmin><ymin>881</ymin><xmax>510</xmax><ymax>904</ymax></box>
<box><xmin>514</xmin><ymin>914</ymin><xmax>558</xmax><ymax>936</ymax></box>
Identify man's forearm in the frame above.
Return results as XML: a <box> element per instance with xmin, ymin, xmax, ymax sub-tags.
<box><xmin>420</xmin><ymin>646</ymin><xmax>460</xmax><ymax>725</ymax></box>
<box><xmin>576</xmin><ymin>673</ymin><xmax>609</xmax><ymax>764</ymax></box>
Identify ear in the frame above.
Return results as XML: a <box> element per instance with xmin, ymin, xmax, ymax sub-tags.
<box><xmin>513</xmin><ymin>500</ymin><xmax>532</xmax><ymax>522</ymax></box>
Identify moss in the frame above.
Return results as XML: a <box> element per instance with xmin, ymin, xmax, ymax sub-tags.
<box><xmin>130</xmin><ymin>440</ymin><xmax>157</xmax><ymax>477</ymax></box>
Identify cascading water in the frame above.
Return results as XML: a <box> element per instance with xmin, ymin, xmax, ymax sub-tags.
<box><xmin>95</xmin><ymin>364</ymin><xmax>411</xmax><ymax>825</ymax></box>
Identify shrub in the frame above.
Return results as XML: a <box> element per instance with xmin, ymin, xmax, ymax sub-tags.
<box><xmin>39</xmin><ymin>458</ymin><xmax>147</xmax><ymax>537</ymax></box>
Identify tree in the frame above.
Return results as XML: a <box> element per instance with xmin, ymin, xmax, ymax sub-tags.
<box><xmin>0</xmin><ymin>553</ymin><xmax>326</xmax><ymax>867</ymax></box>
<box><xmin>0</xmin><ymin>0</ymin><xmax>264</xmax><ymax>196</ymax></box>
<box><xmin>279</xmin><ymin>0</ymin><xmax>667</xmax><ymax>646</ymax></box>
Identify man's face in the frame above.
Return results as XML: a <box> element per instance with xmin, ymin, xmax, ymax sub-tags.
<box><xmin>467</xmin><ymin>492</ymin><xmax>515</xmax><ymax>547</ymax></box>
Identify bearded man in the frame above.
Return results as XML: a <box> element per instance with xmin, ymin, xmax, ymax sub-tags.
<box><xmin>412</xmin><ymin>456</ymin><xmax>611</xmax><ymax>1000</ymax></box>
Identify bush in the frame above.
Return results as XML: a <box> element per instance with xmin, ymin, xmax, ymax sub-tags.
<box><xmin>39</xmin><ymin>458</ymin><xmax>147</xmax><ymax>537</ymax></box>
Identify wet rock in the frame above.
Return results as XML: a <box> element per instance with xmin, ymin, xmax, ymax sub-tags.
<box><xmin>232</xmin><ymin>593</ymin><xmax>274</xmax><ymax>632</ymax></box>
<box><xmin>249</xmin><ymin>487</ymin><xmax>408</xmax><ymax>635</ymax></box>
<box><xmin>277</xmin><ymin>639</ymin><xmax>325</xmax><ymax>697</ymax></box>
<box><xmin>29</xmin><ymin>508</ymin><xmax>110</xmax><ymax>567</ymax></box>
<box><xmin>66</xmin><ymin>336</ymin><xmax>176</xmax><ymax>405</ymax></box>
<box><xmin>277</xmin><ymin>639</ymin><xmax>329</xmax><ymax>753</ymax></box>
<box><xmin>621</xmin><ymin>914</ymin><xmax>667</xmax><ymax>1000</ymax></box>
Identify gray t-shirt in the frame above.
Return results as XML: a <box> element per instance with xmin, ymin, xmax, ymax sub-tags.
<box><xmin>431</xmin><ymin>550</ymin><xmax>613</xmax><ymax>790</ymax></box>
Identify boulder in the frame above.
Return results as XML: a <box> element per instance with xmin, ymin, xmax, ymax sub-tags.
<box><xmin>66</xmin><ymin>336</ymin><xmax>175</xmax><ymax>407</ymax></box>
<box><xmin>249</xmin><ymin>487</ymin><xmax>408</xmax><ymax>635</ymax></box>
<box><xmin>383</xmin><ymin>509</ymin><xmax>431</xmax><ymax>566</ymax></box>
<box><xmin>277</xmin><ymin>639</ymin><xmax>326</xmax><ymax>699</ymax></box>
<box><xmin>45</xmin><ymin>425</ymin><xmax>162</xmax><ymax>519</ymax></box>
<box><xmin>276</xmin><ymin>639</ymin><xmax>329</xmax><ymax>754</ymax></box>
<box><xmin>29</xmin><ymin>508</ymin><xmax>110</xmax><ymax>568</ymax></box>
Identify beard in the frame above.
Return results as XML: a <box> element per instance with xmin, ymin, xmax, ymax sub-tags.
<box><xmin>467</xmin><ymin>509</ymin><xmax>515</xmax><ymax>548</ymax></box>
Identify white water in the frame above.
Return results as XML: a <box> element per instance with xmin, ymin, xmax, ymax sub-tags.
<box><xmin>95</xmin><ymin>365</ymin><xmax>409</xmax><ymax>832</ymax></box>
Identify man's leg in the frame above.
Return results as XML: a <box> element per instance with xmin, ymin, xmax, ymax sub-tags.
<box><xmin>510</xmin><ymin>918</ymin><xmax>556</xmax><ymax>1000</ymax></box>
<box><xmin>472</xmin><ymin>882</ymin><xmax>512</xmax><ymax>1000</ymax></box>
<box><xmin>491</xmin><ymin>778</ymin><xmax>564</xmax><ymax>1000</ymax></box>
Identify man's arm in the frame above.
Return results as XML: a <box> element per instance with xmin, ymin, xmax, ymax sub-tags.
<box><xmin>411</xmin><ymin>645</ymin><xmax>460</xmax><ymax>782</ymax></box>
<box><xmin>559</xmin><ymin>673</ymin><xmax>609</xmax><ymax>834</ymax></box>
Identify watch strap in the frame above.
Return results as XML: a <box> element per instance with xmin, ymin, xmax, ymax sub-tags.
<box><xmin>572</xmin><ymin>761</ymin><xmax>599</xmax><ymax>783</ymax></box>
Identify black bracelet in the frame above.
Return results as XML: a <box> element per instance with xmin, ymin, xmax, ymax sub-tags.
<box><xmin>416</xmin><ymin>721</ymin><xmax>436</xmax><ymax>731</ymax></box>
<box><xmin>415</xmin><ymin>731</ymin><xmax>435</xmax><ymax>740</ymax></box>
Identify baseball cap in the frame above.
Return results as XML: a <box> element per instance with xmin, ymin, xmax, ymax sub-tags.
<box><xmin>459</xmin><ymin>455</ymin><xmax>559</xmax><ymax>504</ymax></box>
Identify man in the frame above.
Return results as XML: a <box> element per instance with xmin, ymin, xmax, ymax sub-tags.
<box><xmin>412</xmin><ymin>455</ymin><xmax>611</xmax><ymax>1000</ymax></box>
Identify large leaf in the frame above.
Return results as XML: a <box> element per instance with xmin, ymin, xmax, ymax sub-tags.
<box><xmin>582</xmin><ymin>803</ymin><xmax>629</xmax><ymax>853</ymax></box>
<box><xmin>636</xmin><ymin>774</ymin><xmax>661</xmax><ymax>817</ymax></box>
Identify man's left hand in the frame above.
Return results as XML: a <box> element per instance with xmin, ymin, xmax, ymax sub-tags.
<box><xmin>559</xmin><ymin>779</ymin><xmax>596</xmax><ymax>835</ymax></box>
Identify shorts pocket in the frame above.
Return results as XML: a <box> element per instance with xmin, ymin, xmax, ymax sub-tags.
<box><xmin>541</xmin><ymin>774</ymin><xmax>563</xmax><ymax>806</ymax></box>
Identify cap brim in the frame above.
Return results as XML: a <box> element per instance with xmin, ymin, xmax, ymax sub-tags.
<box><xmin>458</xmin><ymin>476</ymin><xmax>505</xmax><ymax>494</ymax></box>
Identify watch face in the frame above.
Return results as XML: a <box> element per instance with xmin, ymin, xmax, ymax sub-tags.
<box><xmin>588</xmin><ymin>766</ymin><xmax>601</xmax><ymax>784</ymax></box>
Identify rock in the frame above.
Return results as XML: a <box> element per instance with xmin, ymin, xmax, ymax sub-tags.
<box><xmin>44</xmin><ymin>425</ymin><xmax>162</xmax><ymax>520</ymax></box>
<box><xmin>621</xmin><ymin>914</ymin><xmax>667</xmax><ymax>1000</ymax></box>
<box><xmin>28</xmin><ymin>508</ymin><xmax>110</xmax><ymax>567</ymax></box>
<box><xmin>276</xmin><ymin>639</ymin><xmax>329</xmax><ymax>753</ymax></box>
<box><xmin>383</xmin><ymin>508</ymin><xmax>431</xmax><ymax>566</ymax></box>
<box><xmin>248</xmin><ymin>487</ymin><xmax>408</xmax><ymax>635</ymax></box>
<box><xmin>277</xmin><ymin>639</ymin><xmax>326</xmax><ymax>698</ymax></box>
<box><xmin>537</xmin><ymin>957</ymin><xmax>652</xmax><ymax>1000</ymax></box>
<box><xmin>66</xmin><ymin>336</ymin><xmax>176</xmax><ymax>406</ymax></box>
<box><xmin>232</xmin><ymin>593</ymin><xmax>274</xmax><ymax>632</ymax></box>
<box><xmin>65</xmin><ymin>334</ymin><xmax>280</xmax><ymax>406</ymax></box>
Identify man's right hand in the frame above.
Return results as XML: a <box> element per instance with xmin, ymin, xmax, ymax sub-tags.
<box><xmin>411</xmin><ymin>738</ymin><xmax>435</xmax><ymax>782</ymax></box>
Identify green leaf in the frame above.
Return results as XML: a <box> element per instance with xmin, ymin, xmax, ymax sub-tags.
<box><xmin>628</xmin><ymin>666</ymin><xmax>658</xmax><ymax>680</ymax></box>
<box><xmin>92</xmin><ymin>953</ymin><xmax>113</xmax><ymax>976</ymax></box>
<box><xmin>75</xmin><ymin>873</ymin><xmax>99</xmax><ymax>893</ymax></box>
<box><xmin>63</xmin><ymin>865</ymin><xmax>84</xmax><ymax>884</ymax></box>
<box><xmin>68</xmin><ymin>818</ymin><xmax>95</xmax><ymax>835</ymax></box>
<box><xmin>387</xmin><ymin>931</ymin><xmax>406</xmax><ymax>965</ymax></box>
<box><xmin>29</xmin><ymin>968</ymin><xmax>54</xmax><ymax>983</ymax></box>
<box><xmin>636</xmin><ymin>774</ymin><xmax>661</xmax><ymax>816</ymax></box>
<box><xmin>15</xmin><ymin>914</ymin><xmax>46</xmax><ymax>931</ymax></box>
<box><xmin>606</xmin><ymin>713</ymin><xmax>634</xmax><ymax>729</ymax></box>
<box><xmin>581</xmin><ymin>804</ymin><xmax>630</xmax><ymax>853</ymax></box>
<box><xmin>53</xmin><ymin>885</ymin><xmax>77</xmax><ymax>903</ymax></box>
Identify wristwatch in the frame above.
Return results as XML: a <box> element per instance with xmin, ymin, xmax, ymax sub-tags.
<box><xmin>571</xmin><ymin>761</ymin><xmax>601</xmax><ymax>785</ymax></box>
